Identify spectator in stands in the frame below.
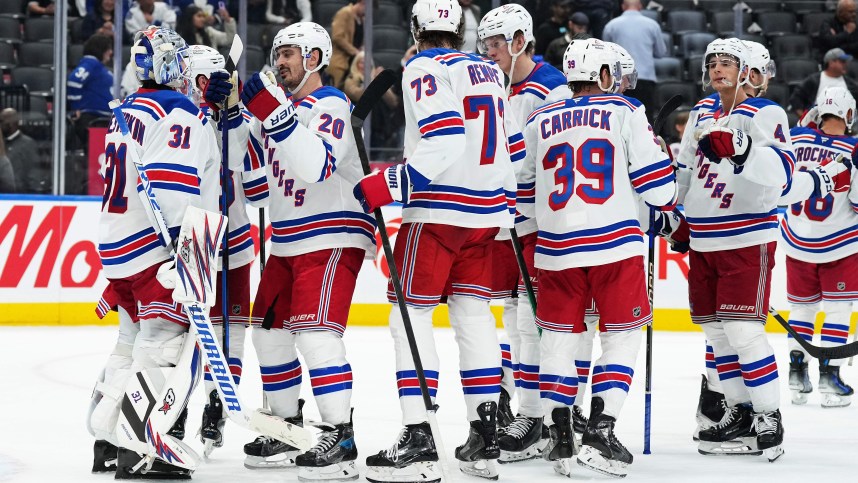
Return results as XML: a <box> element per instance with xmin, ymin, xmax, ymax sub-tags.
<box><xmin>602</xmin><ymin>0</ymin><xmax>666</xmax><ymax>121</ymax></box>
<box><xmin>789</xmin><ymin>48</ymin><xmax>858</xmax><ymax>116</ymax></box>
<box><xmin>573</xmin><ymin>0</ymin><xmax>614</xmax><ymax>40</ymax></box>
<box><xmin>81</xmin><ymin>0</ymin><xmax>133</xmax><ymax>44</ymax></box>
<box><xmin>125</xmin><ymin>0</ymin><xmax>177</xmax><ymax>33</ymax></box>
<box><xmin>669</xmin><ymin>110</ymin><xmax>689</xmax><ymax>160</ymax></box>
<box><xmin>0</xmin><ymin>135</ymin><xmax>15</xmax><ymax>194</ymax></box>
<box><xmin>460</xmin><ymin>0</ymin><xmax>482</xmax><ymax>53</ymax></box>
<box><xmin>329</xmin><ymin>0</ymin><xmax>367</xmax><ymax>89</ymax></box>
<box><xmin>1</xmin><ymin>109</ymin><xmax>47</xmax><ymax>194</ymax></box>
<box><xmin>544</xmin><ymin>12</ymin><xmax>589</xmax><ymax>69</ymax></box>
<box><xmin>27</xmin><ymin>1</ymin><xmax>56</xmax><ymax>16</ymax></box>
<box><xmin>344</xmin><ymin>51</ymin><xmax>398</xmax><ymax>107</ymax></box>
<box><xmin>266</xmin><ymin>0</ymin><xmax>312</xmax><ymax>25</ymax></box>
<box><xmin>178</xmin><ymin>4</ymin><xmax>236</xmax><ymax>50</ymax></box>
<box><xmin>534</xmin><ymin>0</ymin><xmax>572</xmax><ymax>56</ymax></box>
<box><xmin>820</xmin><ymin>0</ymin><xmax>858</xmax><ymax>56</ymax></box>
<box><xmin>68</xmin><ymin>34</ymin><xmax>114</xmax><ymax>152</ymax></box>
<box><xmin>344</xmin><ymin>50</ymin><xmax>401</xmax><ymax>159</ymax></box>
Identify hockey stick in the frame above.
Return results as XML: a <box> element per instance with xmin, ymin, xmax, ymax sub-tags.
<box><xmin>108</xmin><ymin>100</ymin><xmax>313</xmax><ymax>452</ymax></box>
<box><xmin>653</xmin><ymin>95</ymin><xmax>683</xmax><ymax>136</ymax></box>
<box><xmin>643</xmin><ymin>208</ymin><xmax>655</xmax><ymax>455</ymax></box>
<box><xmin>770</xmin><ymin>307</ymin><xmax>858</xmax><ymax>360</ymax></box>
<box><xmin>351</xmin><ymin>69</ymin><xmax>453</xmax><ymax>482</ymax></box>
<box><xmin>509</xmin><ymin>227</ymin><xmax>537</xmax><ymax>315</ymax></box>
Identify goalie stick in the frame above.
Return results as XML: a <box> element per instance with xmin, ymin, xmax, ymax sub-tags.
<box><xmin>351</xmin><ymin>69</ymin><xmax>454</xmax><ymax>483</ymax></box>
<box><xmin>769</xmin><ymin>307</ymin><xmax>858</xmax><ymax>360</ymax></box>
<box><xmin>108</xmin><ymin>99</ymin><xmax>312</xmax><ymax>459</ymax></box>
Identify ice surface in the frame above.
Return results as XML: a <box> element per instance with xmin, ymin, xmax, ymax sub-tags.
<box><xmin>1</xmin><ymin>325</ymin><xmax>856</xmax><ymax>482</ymax></box>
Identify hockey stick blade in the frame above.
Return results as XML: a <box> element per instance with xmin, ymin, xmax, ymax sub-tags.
<box><xmin>653</xmin><ymin>94</ymin><xmax>683</xmax><ymax>135</ymax></box>
<box><xmin>225</xmin><ymin>35</ymin><xmax>243</xmax><ymax>74</ymax></box>
<box><xmin>769</xmin><ymin>307</ymin><xmax>858</xmax><ymax>359</ymax></box>
<box><xmin>352</xmin><ymin>69</ymin><xmax>397</xmax><ymax>124</ymax></box>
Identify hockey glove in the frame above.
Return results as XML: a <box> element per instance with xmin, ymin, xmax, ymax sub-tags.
<box><xmin>649</xmin><ymin>208</ymin><xmax>690</xmax><ymax>254</ymax></box>
<box><xmin>698</xmin><ymin>127</ymin><xmax>752</xmax><ymax>167</ymax></box>
<box><xmin>797</xmin><ymin>106</ymin><xmax>819</xmax><ymax>129</ymax></box>
<box><xmin>156</xmin><ymin>259</ymin><xmax>178</xmax><ymax>290</ymax></box>
<box><xmin>821</xmin><ymin>154</ymin><xmax>853</xmax><ymax>193</ymax></box>
<box><xmin>203</xmin><ymin>70</ymin><xmax>231</xmax><ymax>111</ymax></box>
<box><xmin>353</xmin><ymin>165</ymin><xmax>410</xmax><ymax>213</ymax></box>
<box><xmin>241</xmin><ymin>71</ymin><xmax>297</xmax><ymax>139</ymax></box>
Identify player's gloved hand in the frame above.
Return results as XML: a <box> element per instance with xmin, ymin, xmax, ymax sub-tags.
<box><xmin>156</xmin><ymin>259</ymin><xmax>177</xmax><ymax>290</ymax></box>
<box><xmin>649</xmin><ymin>208</ymin><xmax>690</xmax><ymax>254</ymax></box>
<box><xmin>698</xmin><ymin>127</ymin><xmax>752</xmax><ymax>166</ymax></box>
<box><xmin>821</xmin><ymin>154</ymin><xmax>853</xmax><ymax>193</ymax></box>
<box><xmin>353</xmin><ymin>164</ymin><xmax>410</xmax><ymax>213</ymax></box>
<box><xmin>797</xmin><ymin>105</ymin><xmax>819</xmax><ymax>129</ymax></box>
<box><xmin>203</xmin><ymin>70</ymin><xmax>231</xmax><ymax>111</ymax></box>
<box><xmin>241</xmin><ymin>71</ymin><xmax>296</xmax><ymax>137</ymax></box>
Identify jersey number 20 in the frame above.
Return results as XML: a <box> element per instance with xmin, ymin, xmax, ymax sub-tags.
<box><xmin>542</xmin><ymin>140</ymin><xmax>615</xmax><ymax>210</ymax></box>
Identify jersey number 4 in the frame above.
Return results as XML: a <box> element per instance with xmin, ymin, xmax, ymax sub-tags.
<box><xmin>542</xmin><ymin>140</ymin><xmax>615</xmax><ymax>210</ymax></box>
<box><xmin>102</xmin><ymin>142</ymin><xmax>128</xmax><ymax>214</ymax></box>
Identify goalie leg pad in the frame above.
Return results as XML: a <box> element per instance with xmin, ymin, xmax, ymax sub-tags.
<box><xmin>723</xmin><ymin>321</ymin><xmax>780</xmax><ymax>413</ymax></box>
<box><xmin>89</xmin><ymin>307</ymin><xmax>138</xmax><ymax>444</ymax></box>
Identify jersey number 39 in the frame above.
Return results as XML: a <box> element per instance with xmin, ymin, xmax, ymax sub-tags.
<box><xmin>542</xmin><ymin>140</ymin><xmax>615</xmax><ymax>210</ymax></box>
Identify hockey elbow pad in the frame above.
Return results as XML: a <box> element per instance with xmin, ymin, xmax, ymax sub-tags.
<box><xmin>353</xmin><ymin>165</ymin><xmax>410</xmax><ymax>213</ymax></box>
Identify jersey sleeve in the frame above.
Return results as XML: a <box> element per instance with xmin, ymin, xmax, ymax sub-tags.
<box><xmin>674</xmin><ymin>108</ymin><xmax>701</xmax><ymax>205</ymax></box>
<box><xmin>267</xmin><ymin>96</ymin><xmax>346</xmax><ymax>184</ymax></box>
<box><xmin>741</xmin><ymin>104</ymin><xmax>795</xmax><ymax>188</ymax></box>
<box><xmin>624</xmin><ymin>106</ymin><xmax>677</xmax><ymax>208</ymax></box>
<box><xmin>848</xmin><ymin>159</ymin><xmax>858</xmax><ymax>213</ymax></box>
<box><xmin>67</xmin><ymin>62</ymin><xmax>89</xmax><ymax>110</ymax></box>
<box><xmin>402</xmin><ymin>57</ymin><xmax>467</xmax><ymax>189</ymax></box>
<box><xmin>517</xmin><ymin>120</ymin><xmax>539</xmax><ymax>219</ymax></box>
<box><xmin>241</xmin><ymin>167</ymin><xmax>270</xmax><ymax>208</ymax></box>
<box><xmin>505</xmin><ymin>108</ymin><xmax>526</xmax><ymax>174</ymax></box>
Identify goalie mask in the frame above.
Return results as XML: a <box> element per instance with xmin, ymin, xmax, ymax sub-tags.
<box><xmin>132</xmin><ymin>26</ymin><xmax>190</xmax><ymax>90</ymax></box>
<box><xmin>270</xmin><ymin>22</ymin><xmax>332</xmax><ymax>93</ymax></box>
<box><xmin>411</xmin><ymin>0</ymin><xmax>463</xmax><ymax>44</ymax></box>
<box><xmin>818</xmin><ymin>86</ymin><xmax>856</xmax><ymax>131</ymax></box>
<box><xmin>562</xmin><ymin>38</ymin><xmax>621</xmax><ymax>94</ymax></box>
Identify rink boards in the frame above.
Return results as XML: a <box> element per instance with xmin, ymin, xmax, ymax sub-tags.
<box><xmin>0</xmin><ymin>195</ymin><xmax>826</xmax><ymax>331</ymax></box>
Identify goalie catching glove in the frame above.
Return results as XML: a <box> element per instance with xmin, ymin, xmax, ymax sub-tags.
<box><xmin>353</xmin><ymin>165</ymin><xmax>410</xmax><ymax>213</ymax></box>
<box><xmin>240</xmin><ymin>71</ymin><xmax>297</xmax><ymax>140</ymax></box>
<box><xmin>649</xmin><ymin>208</ymin><xmax>690</xmax><ymax>254</ymax></box>
<box><xmin>698</xmin><ymin>127</ymin><xmax>752</xmax><ymax>167</ymax></box>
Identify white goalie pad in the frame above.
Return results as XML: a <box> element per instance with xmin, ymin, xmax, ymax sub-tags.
<box><xmin>173</xmin><ymin>205</ymin><xmax>227</xmax><ymax>307</ymax></box>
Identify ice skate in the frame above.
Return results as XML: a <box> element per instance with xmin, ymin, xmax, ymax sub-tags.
<box><xmin>199</xmin><ymin>390</ymin><xmax>226</xmax><ymax>457</ymax></box>
<box><xmin>789</xmin><ymin>351</ymin><xmax>813</xmax><ymax>405</ymax></box>
<box><xmin>167</xmin><ymin>407</ymin><xmax>188</xmax><ymax>440</ymax></box>
<box><xmin>365</xmin><ymin>423</ymin><xmax>441</xmax><ymax>483</ymax></box>
<box><xmin>243</xmin><ymin>399</ymin><xmax>304</xmax><ymax>469</ymax></box>
<box><xmin>694</xmin><ymin>374</ymin><xmax>728</xmax><ymax>441</ymax></box>
<box><xmin>819</xmin><ymin>359</ymin><xmax>853</xmax><ymax>408</ymax></box>
<box><xmin>497</xmin><ymin>415</ymin><xmax>546</xmax><ymax>463</ymax></box>
<box><xmin>455</xmin><ymin>401</ymin><xmax>500</xmax><ymax>480</ymax></box>
<box><xmin>91</xmin><ymin>440</ymin><xmax>117</xmax><ymax>473</ymax></box>
<box><xmin>542</xmin><ymin>407</ymin><xmax>577</xmax><ymax>477</ymax></box>
<box><xmin>577</xmin><ymin>397</ymin><xmax>631</xmax><ymax>478</ymax></box>
<box><xmin>114</xmin><ymin>447</ymin><xmax>192</xmax><ymax>480</ymax></box>
<box><xmin>571</xmin><ymin>405</ymin><xmax>588</xmax><ymax>441</ymax></box>
<box><xmin>296</xmin><ymin>414</ymin><xmax>358</xmax><ymax>482</ymax></box>
<box><xmin>497</xmin><ymin>387</ymin><xmax>514</xmax><ymax>428</ymax></box>
<box><xmin>753</xmin><ymin>409</ymin><xmax>784</xmax><ymax>462</ymax></box>
<box><xmin>697</xmin><ymin>404</ymin><xmax>761</xmax><ymax>456</ymax></box>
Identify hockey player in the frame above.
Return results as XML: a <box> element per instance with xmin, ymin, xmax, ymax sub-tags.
<box><xmin>184</xmin><ymin>44</ymin><xmax>271</xmax><ymax>453</ymax></box>
<box><xmin>353</xmin><ymin>1</ymin><xmax>520</xmax><ymax>480</ymax></box>
<box><xmin>519</xmin><ymin>38</ymin><xmax>677</xmax><ymax>478</ymax></box>
<box><xmin>477</xmin><ymin>3</ymin><xmax>568</xmax><ymax>463</ymax></box>
<box><xmin>88</xmin><ymin>26</ymin><xmax>215</xmax><ymax>479</ymax></box>
<box><xmin>674</xmin><ymin>38</ymin><xmax>793</xmax><ymax>462</ymax></box>
<box><xmin>781</xmin><ymin>86</ymin><xmax>857</xmax><ymax>408</ymax></box>
<box><xmin>237</xmin><ymin>22</ymin><xmax>373</xmax><ymax>480</ymax></box>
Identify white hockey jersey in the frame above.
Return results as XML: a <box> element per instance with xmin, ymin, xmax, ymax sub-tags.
<box><xmin>519</xmin><ymin>94</ymin><xmax>677</xmax><ymax>270</ymax></box>
<box><xmin>780</xmin><ymin>127</ymin><xmax>858</xmax><ymax>263</ymax></box>
<box><xmin>495</xmin><ymin>61</ymin><xmax>569</xmax><ymax>241</ymax></box>
<box><xmin>400</xmin><ymin>48</ymin><xmax>520</xmax><ymax>229</ymax></box>
<box><xmin>99</xmin><ymin>88</ymin><xmax>215</xmax><ymax>279</ymax></box>
<box><xmin>251</xmin><ymin>86</ymin><xmax>375</xmax><ymax>257</ymax></box>
<box><xmin>676</xmin><ymin>96</ymin><xmax>795</xmax><ymax>252</ymax></box>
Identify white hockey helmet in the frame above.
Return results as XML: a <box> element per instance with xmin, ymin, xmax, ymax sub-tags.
<box><xmin>187</xmin><ymin>44</ymin><xmax>225</xmax><ymax>80</ymax></box>
<box><xmin>742</xmin><ymin>40</ymin><xmax>775</xmax><ymax>93</ymax></box>
<box><xmin>477</xmin><ymin>4</ymin><xmax>534</xmax><ymax>55</ymax></box>
<box><xmin>818</xmin><ymin>86</ymin><xmax>856</xmax><ymax>129</ymax></box>
<box><xmin>701</xmin><ymin>37</ymin><xmax>749</xmax><ymax>87</ymax></box>
<box><xmin>131</xmin><ymin>26</ymin><xmax>190</xmax><ymax>89</ymax></box>
<box><xmin>411</xmin><ymin>0</ymin><xmax>463</xmax><ymax>42</ymax></box>
<box><xmin>606</xmin><ymin>41</ymin><xmax>637</xmax><ymax>91</ymax></box>
<box><xmin>562</xmin><ymin>38</ymin><xmax>621</xmax><ymax>93</ymax></box>
<box><xmin>270</xmin><ymin>22</ymin><xmax>333</xmax><ymax>69</ymax></box>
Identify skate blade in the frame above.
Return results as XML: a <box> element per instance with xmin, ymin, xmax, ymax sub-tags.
<box><xmin>298</xmin><ymin>461</ymin><xmax>359</xmax><ymax>482</ymax></box>
<box><xmin>790</xmin><ymin>390</ymin><xmax>809</xmax><ymax>405</ymax></box>
<box><xmin>203</xmin><ymin>440</ymin><xmax>214</xmax><ymax>460</ymax></box>
<box><xmin>551</xmin><ymin>458</ymin><xmax>575</xmax><ymax>477</ymax></box>
<box><xmin>764</xmin><ymin>445</ymin><xmax>784</xmax><ymax>463</ymax></box>
<box><xmin>458</xmin><ymin>459</ymin><xmax>499</xmax><ymax>480</ymax></box>
<box><xmin>243</xmin><ymin>452</ymin><xmax>299</xmax><ymax>469</ymax></box>
<box><xmin>499</xmin><ymin>440</ymin><xmax>547</xmax><ymax>464</ymax></box>
<box><xmin>365</xmin><ymin>462</ymin><xmax>441</xmax><ymax>483</ymax></box>
<box><xmin>697</xmin><ymin>438</ymin><xmax>762</xmax><ymax>456</ymax></box>
<box><xmin>576</xmin><ymin>445</ymin><xmax>628</xmax><ymax>479</ymax></box>
<box><xmin>821</xmin><ymin>393</ymin><xmax>852</xmax><ymax>408</ymax></box>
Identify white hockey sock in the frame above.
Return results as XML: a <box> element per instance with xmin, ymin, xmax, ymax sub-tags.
<box><xmin>702</xmin><ymin>322</ymin><xmax>751</xmax><ymax>407</ymax></box>
<box><xmin>296</xmin><ymin>331</ymin><xmax>352</xmax><ymax>425</ymax></box>
<box><xmin>252</xmin><ymin>326</ymin><xmax>301</xmax><ymax>419</ymax></box>
<box><xmin>390</xmin><ymin>304</ymin><xmax>439</xmax><ymax>426</ymax></box>
<box><xmin>787</xmin><ymin>303</ymin><xmax>818</xmax><ymax>358</ymax></box>
<box><xmin>205</xmin><ymin>323</ymin><xmax>247</xmax><ymax>394</ymax></box>
<box><xmin>723</xmin><ymin>320</ymin><xmax>780</xmax><ymax>413</ymax></box>
<box><xmin>575</xmin><ymin>316</ymin><xmax>598</xmax><ymax>410</ymax></box>
<box><xmin>704</xmin><ymin>340</ymin><xmax>723</xmax><ymax>393</ymax></box>
<box><xmin>590</xmin><ymin>329</ymin><xmax>641</xmax><ymax>418</ymax></box>
<box><xmin>516</xmin><ymin>294</ymin><xmax>541</xmax><ymax>418</ymax></box>
<box><xmin>499</xmin><ymin>297</ymin><xmax>520</xmax><ymax>398</ymax></box>
<box><xmin>539</xmin><ymin>329</ymin><xmax>578</xmax><ymax>420</ymax></box>
<box><xmin>821</xmin><ymin>300</ymin><xmax>853</xmax><ymax>367</ymax></box>
<box><xmin>449</xmin><ymin>295</ymin><xmax>502</xmax><ymax>422</ymax></box>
